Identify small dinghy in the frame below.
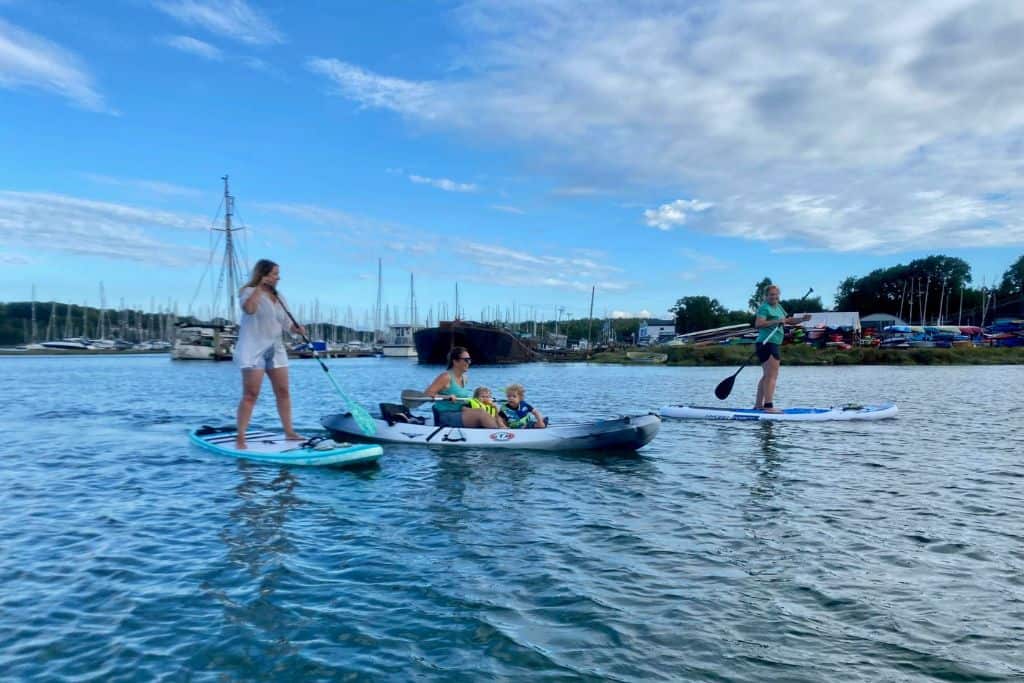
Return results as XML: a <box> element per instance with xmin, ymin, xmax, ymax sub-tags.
<box><xmin>659</xmin><ymin>403</ymin><xmax>898</xmax><ymax>422</ymax></box>
<box><xmin>189</xmin><ymin>426</ymin><xmax>383</xmax><ymax>466</ymax></box>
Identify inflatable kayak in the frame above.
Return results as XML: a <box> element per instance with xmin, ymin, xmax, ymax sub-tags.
<box><xmin>189</xmin><ymin>426</ymin><xmax>383</xmax><ymax>466</ymax></box>
<box><xmin>660</xmin><ymin>403</ymin><xmax>898</xmax><ymax>422</ymax></box>
<box><xmin>320</xmin><ymin>411</ymin><xmax>661</xmax><ymax>451</ymax></box>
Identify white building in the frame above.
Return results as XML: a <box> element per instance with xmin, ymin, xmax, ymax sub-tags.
<box><xmin>638</xmin><ymin>319</ymin><xmax>676</xmax><ymax>346</ymax></box>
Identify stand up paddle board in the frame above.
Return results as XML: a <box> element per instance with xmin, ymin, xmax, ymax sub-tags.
<box><xmin>189</xmin><ymin>426</ymin><xmax>383</xmax><ymax>466</ymax></box>
<box><xmin>660</xmin><ymin>403</ymin><xmax>897</xmax><ymax>422</ymax></box>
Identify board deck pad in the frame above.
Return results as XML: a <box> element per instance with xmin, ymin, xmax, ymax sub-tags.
<box><xmin>190</xmin><ymin>427</ymin><xmax>383</xmax><ymax>466</ymax></box>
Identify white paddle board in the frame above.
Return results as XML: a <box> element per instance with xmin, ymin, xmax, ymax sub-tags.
<box><xmin>660</xmin><ymin>403</ymin><xmax>898</xmax><ymax>422</ymax></box>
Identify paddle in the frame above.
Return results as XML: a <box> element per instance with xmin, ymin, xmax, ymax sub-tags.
<box><xmin>401</xmin><ymin>389</ymin><xmax>472</xmax><ymax>410</ymax></box>
<box><xmin>714</xmin><ymin>287</ymin><xmax>813</xmax><ymax>401</ymax></box>
<box><xmin>272</xmin><ymin>288</ymin><xmax>376</xmax><ymax>435</ymax></box>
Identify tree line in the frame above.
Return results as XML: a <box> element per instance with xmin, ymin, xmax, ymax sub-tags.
<box><xmin>668</xmin><ymin>254</ymin><xmax>1023</xmax><ymax>334</ymax></box>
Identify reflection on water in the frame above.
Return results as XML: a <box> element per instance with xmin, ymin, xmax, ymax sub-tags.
<box><xmin>1</xmin><ymin>356</ymin><xmax>1022</xmax><ymax>681</ymax></box>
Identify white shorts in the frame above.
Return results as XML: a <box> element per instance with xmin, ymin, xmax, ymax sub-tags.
<box><xmin>240</xmin><ymin>344</ymin><xmax>288</xmax><ymax>371</ymax></box>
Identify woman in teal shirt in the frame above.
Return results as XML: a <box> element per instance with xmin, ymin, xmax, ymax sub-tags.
<box><xmin>753</xmin><ymin>285</ymin><xmax>810</xmax><ymax>412</ymax></box>
<box><xmin>424</xmin><ymin>346</ymin><xmax>501</xmax><ymax>428</ymax></box>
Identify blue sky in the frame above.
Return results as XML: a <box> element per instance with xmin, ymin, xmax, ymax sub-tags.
<box><xmin>1</xmin><ymin>0</ymin><xmax>1022</xmax><ymax>326</ymax></box>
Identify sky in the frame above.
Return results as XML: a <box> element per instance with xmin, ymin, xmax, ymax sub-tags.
<box><xmin>2</xmin><ymin>0</ymin><xmax>1023</xmax><ymax>326</ymax></box>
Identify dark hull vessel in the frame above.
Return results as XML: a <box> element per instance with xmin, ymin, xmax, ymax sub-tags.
<box><xmin>413</xmin><ymin>321</ymin><xmax>539</xmax><ymax>365</ymax></box>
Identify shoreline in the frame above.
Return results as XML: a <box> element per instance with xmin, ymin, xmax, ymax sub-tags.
<box><xmin>0</xmin><ymin>348</ymin><xmax>169</xmax><ymax>357</ymax></box>
<box><xmin>592</xmin><ymin>345</ymin><xmax>1024</xmax><ymax>366</ymax></box>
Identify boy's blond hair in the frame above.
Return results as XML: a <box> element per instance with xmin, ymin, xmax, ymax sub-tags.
<box><xmin>505</xmin><ymin>383</ymin><xmax>525</xmax><ymax>397</ymax></box>
<box><xmin>473</xmin><ymin>386</ymin><xmax>492</xmax><ymax>399</ymax></box>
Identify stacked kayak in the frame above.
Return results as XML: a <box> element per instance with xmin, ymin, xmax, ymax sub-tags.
<box><xmin>321</xmin><ymin>412</ymin><xmax>661</xmax><ymax>451</ymax></box>
<box><xmin>189</xmin><ymin>426</ymin><xmax>383</xmax><ymax>466</ymax></box>
<box><xmin>660</xmin><ymin>403</ymin><xmax>898</xmax><ymax>422</ymax></box>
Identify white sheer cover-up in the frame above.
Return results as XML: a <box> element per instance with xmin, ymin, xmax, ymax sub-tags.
<box><xmin>234</xmin><ymin>286</ymin><xmax>291</xmax><ymax>368</ymax></box>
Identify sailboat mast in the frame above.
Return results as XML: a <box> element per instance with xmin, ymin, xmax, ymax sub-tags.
<box><xmin>587</xmin><ymin>285</ymin><xmax>595</xmax><ymax>352</ymax></box>
<box><xmin>374</xmin><ymin>258</ymin><xmax>382</xmax><ymax>344</ymax></box>
<box><xmin>223</xmin><ymin>175</ymin><xmax>237</xmax><ymax>320</ymax></box>
<box><xmin>409</xmin><ymin>273</ymin><xmax>416</xmax><ymax>327</ymax></box>
<box><xmin>30</xmin><ymin>284</ymin><xmax>37</xmax><ymax>343</ymax></box>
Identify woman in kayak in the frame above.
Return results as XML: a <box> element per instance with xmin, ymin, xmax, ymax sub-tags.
<box><xmin>234</xmin><ymin>259</ymin><xmax>307</xmax><ymax>449</ymax></box>
<box><xmin>753</xmin><ymin>284</ymin><xmax>810</xmax><ymax>412</ymax></box>
<box><xmin>424</xmin><ymin>346</ymin><xmax>500</xmax><ymax>428</ymax></box>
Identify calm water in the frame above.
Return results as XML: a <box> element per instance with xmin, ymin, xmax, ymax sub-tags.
<box><xmin>1</xmin><ymin>355</ymin><xmax>1022</xmax><ymax>681</ymax></box>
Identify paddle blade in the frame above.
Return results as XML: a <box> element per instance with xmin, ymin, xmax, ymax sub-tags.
<box><xmin>401</xmin><ymin>389</ymin><xmax>434</xmax><ymax>409</ymax></box>
<box><xmin>348</xmin><ymin>402</ymin><xmax>378</xmax><ymax>436</ymax></box>
<box><xmin>714</xmin><ymin>374</ymin><xmax>736</xmax><ymax>400</ymax></box>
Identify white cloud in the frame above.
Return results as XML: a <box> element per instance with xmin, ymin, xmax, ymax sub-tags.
<box><xmin>0</xmin><ymin>18</ymin><xmax>110</xmax><ymax>112</ymax></box>
<box><xmin>409</xmin><ymin>174</ymin><xmax>478</xmax><ymax>193</ymax></box>
<box><xmin>155</xmin><ymin>0</ymin><xmax>283</xmax><ymax>45</ymax></box>
<box><xmin>552</xmin><ymin>186</ymin><xmax>600</xmax><ymax>197</ymax></box>
<box><xmin>162</xmin><ymin>34</ymin><xmax>223</xmax><ymax>60</ymax></box>
<box><xmin>308</xmin><ymin>0</ymin><xmax>1024</xmax><ymax>253</ymax></box>
<box><xmin>457</xmin><ymin>241</ymin><xmax>627</xmax><ymax>293</ymax></box>
<box><xmin>612</xmin><ymin>309</ymin><xmax>651</xmax><ymax>319</ymax></box>
<box><xmin>254</xmin><ymin>201</ymin><xmax>439</xmax><ymax>255</ymax></box>
<box><xmin>491</xmin><ymin>205</ymin><xmax>525</xmax><ymax>214</ymax></box>
<box><xmin>82</xmin><ymin>173</ymin><xmax>202</xmax><ymax>198</ymax></box>
<box><xmin>679</xmin><ymin>247</ymin><xmax>730</xmax><ymax>272</ymax></box>
<box><xmin>0</xmin><ymin>191</ymin><xmax>208</xmax><ymax>266</ymax></box>
<box><xmin>307</xmin><ymin>58</ymin><xmax>437</xmax><ymax>114</ymax></box>
<box><xmin>0</xmin><ymin>252</ymin><xmax>32</xmax><ymax>265</ymax></box>
<box><xmin>644</xmin><ymin>199</ymin><xmax>713</xmax><ymax>230</ymax></box>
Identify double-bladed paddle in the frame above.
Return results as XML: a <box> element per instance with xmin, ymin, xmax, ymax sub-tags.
<box><xmin>714</xmin><ymin>287</ymin><xmax>813</xmax><ymax>400</ymax></box>
<box><xmin>401</xmin><ymin>389</ymin><xmax>472</xmax><ymax>410</ymax></box>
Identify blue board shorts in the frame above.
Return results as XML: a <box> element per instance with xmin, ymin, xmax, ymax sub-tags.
<box><xmin>434</xmin><ymin>409</ymin><xmax>464</xmax><ymax>427</ymax></box>
<box><xmin>240</xmin><ymin>344</ymin><xmax>288</xmax><ymax>371</ymax></box>
<box><xmin>755</xmin><ymin>341</ymin><xmax>781</xmax><ymax>363</ymax></box>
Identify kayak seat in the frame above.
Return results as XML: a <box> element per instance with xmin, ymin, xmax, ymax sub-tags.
<box><xmin>380</xmin><ymin>403</ymin><xmax>425</xmax><ymax>426</ymax></box>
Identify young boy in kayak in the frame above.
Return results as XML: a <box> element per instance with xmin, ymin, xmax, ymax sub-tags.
<box><xmin>501</xmin><ymin>384</ymin><xmax>547</xmax><ymax>429</ymax></box>
<box><xmin>470</xmin><ymin>387</ymin><xmax>508</xmax><ymax>428</ymax></box>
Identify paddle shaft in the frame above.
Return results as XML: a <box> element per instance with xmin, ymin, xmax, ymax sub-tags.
<box><xmin>266</xmin><ymin>286</ymin><xmax>375</xmax><ymax>435</ymax></box>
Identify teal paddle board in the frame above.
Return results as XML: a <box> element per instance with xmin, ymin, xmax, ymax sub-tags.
<box><xmin>189</xmin><ymin>426</ymin><xmax>382</xmax><ymax>466</ymax></box>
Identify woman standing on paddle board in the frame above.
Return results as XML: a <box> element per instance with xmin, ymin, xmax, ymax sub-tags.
<box><xmin>234</xmin><ymin>259</ymin><xmax>307</xmax><ymax>449</ymax></box>
<box><xmin>423</xmin><ymin>346</ymin><xmax>500</xmax><ymax>428</ymax></box>
<box><xmin>754</xmin><ymin>284</ymin><xmax>810</xmax><ymax>412</ymax></box>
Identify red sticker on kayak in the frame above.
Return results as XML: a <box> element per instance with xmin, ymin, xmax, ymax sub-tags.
<box><xmin>489</xmin><ymin>431</ymin><xmax>515</xmax><ymax>442</ymax></box>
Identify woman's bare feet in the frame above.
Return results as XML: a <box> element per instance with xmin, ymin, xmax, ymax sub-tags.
<box><xmin>235</xmin><ymin>439</ymin><xmax>247</xmax><ymax>450</ymax></box>
<box><xmin>284</xmin><ymin>432</ymin><xmax>305</xmax><ymax>441</ymax></box>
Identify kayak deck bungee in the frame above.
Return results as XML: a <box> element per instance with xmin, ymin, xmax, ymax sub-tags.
<box><xmin>189</xmin><ymin>426</ymin><xmax>383</xmax><ymax>466</ymax></box>
<box><xmin>320</xmin><ymin>411</ymin><xmax>661</xmax><ymax>451</ymax></box>
<box><xmin>659</xmin><ymin>403</ymin><xmax>898</xmax><ymax>422</ymax></box>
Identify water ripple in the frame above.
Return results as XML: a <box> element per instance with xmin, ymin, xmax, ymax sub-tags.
<box><xmin>1</xmin><ymin>357</ymin><xmax>1022</xmax><ymax>680</ymax></box>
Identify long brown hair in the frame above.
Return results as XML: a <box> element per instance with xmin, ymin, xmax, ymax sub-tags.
<box><xmin>242</xmin><ymin>259</ymin><xmax>278</xmax><ymax>292</ymax></box>
<box><xmin>447</xmin><ymin>346</ymin><xmax>469</xmax><ymax>369</ymax></box>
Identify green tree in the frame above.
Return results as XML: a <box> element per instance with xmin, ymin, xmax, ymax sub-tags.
<box><xmin>998</xmin><ymin>255</ymin><xmax>1024</xmax><ymax>297</ymax></box>
<box><xmin>748</xmin><ymin>277</ymin><xmax>773</xmax><ymax>312</ymax></box>
<box><xmin>670</xmin><ymin>296</ymin><xmax>731</xmax><ymax>333</ymax></box>
<box><xmin>780</xmin><ymin>295</ymin><xmax>825</xmax><ymax>314</ymax></box>
<box><xmin>834</xmin><ymin>255</ymin><xmax>972</xmax><ymax>322</ymax></box>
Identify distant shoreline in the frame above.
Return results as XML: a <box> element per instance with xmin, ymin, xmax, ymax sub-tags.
<box><xmin>593</xmin><ymin>345</ymin><xmax>1024</xmax><ymax>366</ymax></box>
<box><xmin>0</xmin><ymin>349</ymin><xmax>168</xmax><ymax>357</ymax></box>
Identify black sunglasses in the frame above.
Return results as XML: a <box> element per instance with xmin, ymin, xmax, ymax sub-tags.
<box><xmin>459</xmin><ymin>356</ymin><xmax>472</xmax><ymax>362</ymax></box>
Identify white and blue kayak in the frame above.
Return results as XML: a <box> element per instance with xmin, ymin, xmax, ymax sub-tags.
<box><xmin>189</xmin><ymin>426</ymin><xmax>383</xmax><ymax>466</ymax></box>
<box><xmin>321</xmin><ymin>411</ymin><xmax>661</xmax><ymax>451</ymax></box>
<box><xmin>660</xmin><ymin>403</ymin><xmax>898</xmax><ymax>422</ymax></box>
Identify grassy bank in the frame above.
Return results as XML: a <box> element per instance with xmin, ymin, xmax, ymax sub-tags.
<box><xmin>591</xmin><ymin>345</ymin><xmax>1024</xmax><ymax>366</ymax></box>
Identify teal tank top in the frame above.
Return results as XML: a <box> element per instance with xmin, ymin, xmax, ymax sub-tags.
<box><xmin>755</xmin><ymin>302</ymin><xmax>787</xmax><ymax>344</ymax></box>
<box><xmin>435</xmin><ymin>372</ymin><xmax>472</xmax><ymax>412</ymax></box>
